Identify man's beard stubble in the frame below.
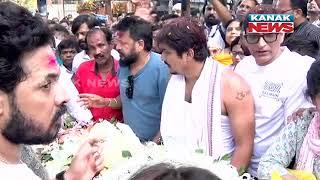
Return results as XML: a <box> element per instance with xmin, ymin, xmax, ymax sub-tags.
<box><xmin>79</xmin><ymin>39</ymin><xmax>87</xmax><ymax>51</ymax></box>
<box><xmin>119</xmin><ymin>51</ymin><xmax>139</xmax><ymax>67</ymax></box>
<box><xmin>2</xmin><ymin>95</ymin><xmax>66</xmax><ymax>145</ymax></box>
<box><xmin>205</xmin><ymin>14</ymin><xmax>220</xmax><ymax>27</ymax></box>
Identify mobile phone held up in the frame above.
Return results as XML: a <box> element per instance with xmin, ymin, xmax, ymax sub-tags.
<box><xmin>95</xmin><ymin>14</ymin><xmax>109</xmax><ymax>24</ymax></box>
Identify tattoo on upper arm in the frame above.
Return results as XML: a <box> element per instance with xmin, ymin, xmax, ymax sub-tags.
<box><xmin>235</xmin><ymin>90</ymin><xmax>250</xmax><ymax>101</ymax></box>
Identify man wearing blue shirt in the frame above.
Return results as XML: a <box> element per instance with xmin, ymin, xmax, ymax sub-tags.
<box><xmin>114</xmin><ymin>16</ymin><xmax>169</xmax><ymax>143</ymax></box>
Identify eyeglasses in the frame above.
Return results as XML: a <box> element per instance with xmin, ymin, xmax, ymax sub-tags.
<box><xmin>126</xmin><ymin>75</ymin><xmax>134</xmax><ymax>99</ymax></box>
<box><xmin>243</xmin><ymin>33</ymin><xmax>279</xmax><ymax>44</ymax></box>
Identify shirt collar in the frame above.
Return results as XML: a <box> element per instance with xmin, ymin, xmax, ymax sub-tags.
<box><xmin>90</xmin><ymin>57</ymin><xmax>115</xmax><ymax>73</ymax></box>
<box><xmin>90</xmin><ymin>60</ymin><xmax>97</xmax><ymax>73</ymax></box>
<box><xmin>295</xmin><ymin>20</ymin><xmax>308</xmax><ymax>31</ymax></box>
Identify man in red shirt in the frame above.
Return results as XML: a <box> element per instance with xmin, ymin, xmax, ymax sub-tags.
<box><xmin>75</xmin><ymin>27</ymin><xmax>122</xmax><ymax>122</ymax></box>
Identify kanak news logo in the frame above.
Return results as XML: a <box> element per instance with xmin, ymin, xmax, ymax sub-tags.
<box><xmin>248</xmin><ymin>14</ymin><xmax>294</xmax><ymax>33</ymax></box>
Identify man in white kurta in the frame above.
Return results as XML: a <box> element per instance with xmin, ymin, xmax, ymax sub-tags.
<box><xmin>156</xmin><ymin>18</ymin><xmax>255</xmax><ymax>170</ymax></box>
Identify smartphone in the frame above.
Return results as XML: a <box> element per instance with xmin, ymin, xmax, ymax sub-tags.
<box><xmin>95</xmin><ymin>14</ymin><xmax>109</xmax><ymax>24</ymax></box>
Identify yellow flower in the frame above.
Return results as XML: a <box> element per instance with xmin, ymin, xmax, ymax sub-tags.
<box><xmin>77</xmin><ymin>0</ymin><xmax>98</xmax><ymax>13</ymax></box>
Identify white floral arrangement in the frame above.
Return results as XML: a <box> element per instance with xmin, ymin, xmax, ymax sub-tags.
<box><xmin>35</xmin><ymin>121</ymin><xmax>253</xmax><ymax>180</ymax></box>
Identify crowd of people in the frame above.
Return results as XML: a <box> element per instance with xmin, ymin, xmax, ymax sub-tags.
<box><xmin>0</xmin><ymin>0</ymin><xmax>320</xmax><ymax>179</ymax></box>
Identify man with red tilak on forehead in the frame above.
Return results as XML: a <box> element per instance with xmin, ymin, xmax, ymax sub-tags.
<box><xmin>0</xmin><ymin>2</ymin><xmax>104</xmax><ymax>179</ymax></box>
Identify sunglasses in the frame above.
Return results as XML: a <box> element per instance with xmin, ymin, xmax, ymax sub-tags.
<box><xmin>126</xmin><ymin>75</ymin><xmax>134</xmax><ymax>99</ymax></box>
<box><xmin>244</xmin><ymin>33</ymin><xmax>279</xmax><ymax>44</ymax></box>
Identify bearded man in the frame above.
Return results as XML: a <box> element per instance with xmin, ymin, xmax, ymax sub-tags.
<box><xmin>0</xmin><ymin>2</ymin><xmax>104</xmax><ymax>179</ymax></box>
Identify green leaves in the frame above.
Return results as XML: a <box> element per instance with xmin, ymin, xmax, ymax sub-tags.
<box><xmin>110</xmin><ymin>117</ymin><xmax>118</xmax><ymax>125</ymax></box>
<box><xmin>41</xmin><ymin>153</ymin><xmax>53</xmax><ymax>163</ymax></box>
<box><xmin>213</xmin><ymin>154</ymin><xmax>231</xmax><ymax>162</ymax></box>
<box><xmin>62</xmin><ymin>113</ymin><xmax>76</xmax><ymax>129</ymax></box>
<box><xmin>122</xmin><ymin>150</ymin><xmax>132</xmax><ymax>158</ymax></box>
<box><xmin>220</xmin><ymin>154</ymin><xmax>231</xmax><ymax>161</ymax></box>
<box><xmin>238</xmin><ymin>166</ymin><xmax>246</xmax><ymax>175</ymax></box>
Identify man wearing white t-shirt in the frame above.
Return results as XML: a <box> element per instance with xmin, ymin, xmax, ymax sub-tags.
<box><xmin>235</xmin><ymin>6</ymin><xmax>315</xmax><ymax>177</ymax></box>
<box><xmin>0</xmin><ymin>2</ymin><xmax>104</xmax><ymax>179</ymax></box>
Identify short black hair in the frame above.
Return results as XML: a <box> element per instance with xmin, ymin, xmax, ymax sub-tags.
<box><xmin>57</xmin><ymin>37</ymin><xmax>80</xmax><ymax>54</ymax></box>
<box><xmin>283</xmin><ymin>36</ymin><xmax>319</xmax><ymax>59</ymax></box>
<box><xmin>85</xmin><ymin>27</ymin><xmax>113</xmax><ymax>44</ymax></box>
<box><xmin>230</xmin><ymin>36</ymin><xmax>251</xmax><ymax>55</ymax></box>
<box><xmin>129</xmin><ymin>163</ymin><xmax>222</xmax><ymax>180</ymax></box>
<box><xmin>225</xmin><ymin>19</ymin><xmax>242</xmax><ymax>29</ymax></box>
<box><xmin>236</xmin><ymin>0</ymin><xmax>259</xmax><ymax>9</ymax></box>
<box><xmin>152</xmin><ymin>23</ymin><xmax>162</xmax><ymax>32</ymax></box>
<box><xmin>160</xmin><ymin>14</ymin><xmax>180</xmax><ymax>22</ymax></box>
<box><xmin>0</xmin><ymin>2</ymin><xmax>52</xmax><ymax>93</ymax></box>
<box><xmin>114</xmin><ymin>16</ymin><xmax>153</xmax><ymax>52</ymax></box>
<box><xmin>156</xmin><ymin>17</ymin><xmax>208</xmax><ymax>62</ymax></box>
<box><xmin>71</xmin><ymin>14</ymin><xmax>100</xmax><ymax>35</ymax></box>
<box><xmin>230</xmin><ymin>36</ymin><xmax>241</xmax><ymax>51</ymax></box>
<box><xmin>59</xmin><ymin>18</ymin><xmax>70</xmax><ymax>26</ymax></box>
<box><xmin>290</xmin><ymin>0</ymin><xmax>308</xmax><ymax>17</ymax></box>
<box><xmin>47</xmin><ymin>19</ymin><xmax>56</xmax><ymax>25</ymax></box>
<box><xmin>49</xmin><ymin>24</ymin><xmax>70</xmax><ymax>36</ymax></box>
<box><xmin>306</xmin><ymin>60</ymin><xmax>320</xmax><ymax>100</ymax></box>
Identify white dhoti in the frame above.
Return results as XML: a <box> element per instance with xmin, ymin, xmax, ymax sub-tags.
<box><xmin>161</xmin><ymin>59</ymin><xmax>226</xmax><ymax>159</ymax></box>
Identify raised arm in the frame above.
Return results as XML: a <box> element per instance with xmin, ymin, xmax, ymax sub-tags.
<box><xmin>210</xmin><ymin>0</ymin><xmax>233</xmax><ymax>27</ymax></box>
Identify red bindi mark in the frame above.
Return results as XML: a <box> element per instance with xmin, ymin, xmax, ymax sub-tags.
<box><xmin>48</xmin><ymin>55</ymin><xmax>57</xmax><ymax>65</ymax></box>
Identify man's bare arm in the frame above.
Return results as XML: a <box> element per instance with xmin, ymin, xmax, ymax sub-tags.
<box><xmin>222</xmin><ymin>70</ymin><xmax>255</xmax><ymax>171</ymax></box>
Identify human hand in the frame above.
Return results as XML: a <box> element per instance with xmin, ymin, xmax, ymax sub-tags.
<box><xmin>152</xmin><ymin>134</ymin><xmax>162</xmax><ymax>145</ymax></box>
<box><xmin>134</xmin><ymin>7</ymin><xmax>154</xmax><ymax>22</ymax></box>
<box><xmin>209</xmin><ymin>47</ymin><xmax>223</xmax><ymax>56</ymax></box>
<box><xmin>79</xmin><ymin>93</ymin><xmax>108</xmax><ymax>108</ymax></box>
<box><xmin>132</xmin><ymin>0</ymin><xmax>151</xmax><ymax>8</ymax></box>
<box><xmin>64</xmin><ymin>138</ymin><xmax>104</xmax><ymax>180</ymax></box>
